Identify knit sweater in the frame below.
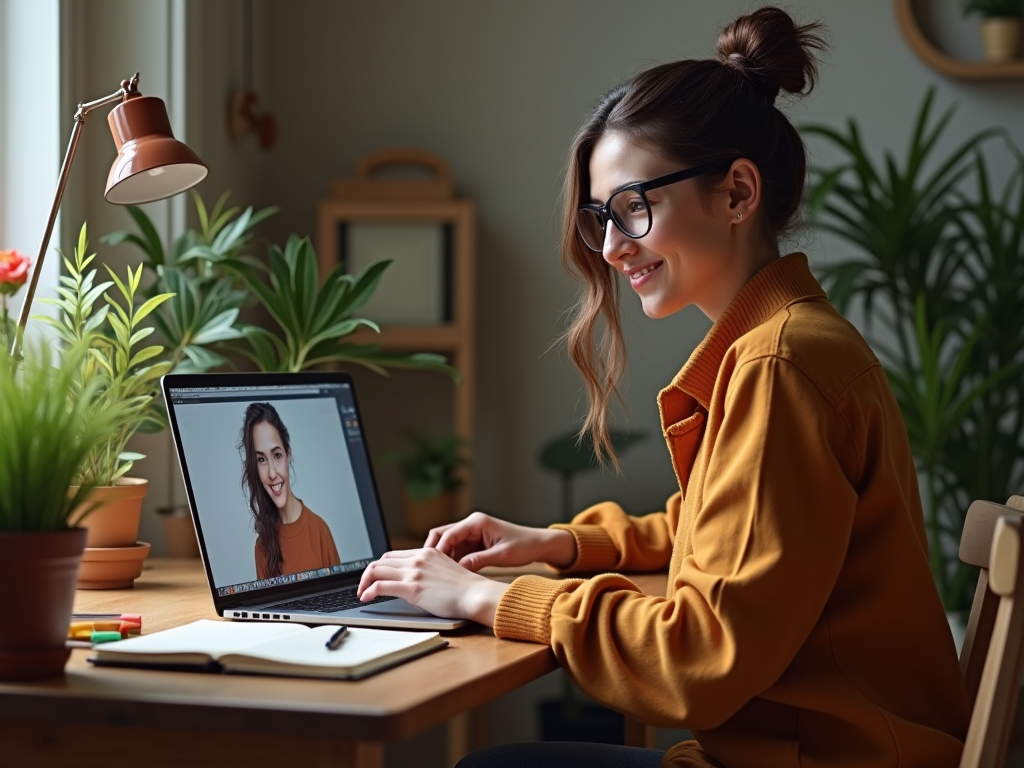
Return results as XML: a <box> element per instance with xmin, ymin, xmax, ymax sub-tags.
<box><xmin>255</xmin><ymin>503</ymin><xmax>341</xmax><ymax>579</ymax></box>
<box><xmin>493</xmin><ymin>254</ymin><xmax>969</xmax><ymax>767</ymax></box>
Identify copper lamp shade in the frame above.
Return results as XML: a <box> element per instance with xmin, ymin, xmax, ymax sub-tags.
<box><xmin>105</xmin><ymin>95</ymin><xmax>208</xmax><ymax>205</ymax></box>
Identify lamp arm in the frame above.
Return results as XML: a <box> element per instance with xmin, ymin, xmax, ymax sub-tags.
<box><xmin>9</xmin><ymin>74</ymin><xmax>137</xmax><ymax>360</ymax></box>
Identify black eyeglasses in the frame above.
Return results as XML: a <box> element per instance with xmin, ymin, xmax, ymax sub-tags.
<box><xmin>575</xmin><ymin>163</ymin><xmax>727</xmax><ymax>252</ymax></box>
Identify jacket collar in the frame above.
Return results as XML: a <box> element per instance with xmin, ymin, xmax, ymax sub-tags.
<box><xmin>665</xmin><ymin>253</ymin><xmax>826</xmax><ymax>412</ymax></box>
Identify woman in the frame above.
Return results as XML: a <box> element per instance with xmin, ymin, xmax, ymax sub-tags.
<box><xmin>357</xmin><ymin>7</ymin><xmax>969</xmax><ymax>766</ymax></box>
<box><xmin>239</xmin><ymin>402</ymin><xmax>341</xmax><ymax>580</ymax></box>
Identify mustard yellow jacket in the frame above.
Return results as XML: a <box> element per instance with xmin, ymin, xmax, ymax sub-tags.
<box><xmin>493</xmin><ymin>254</ymin><xmax>969</xmax><ymax>767</ymax></box>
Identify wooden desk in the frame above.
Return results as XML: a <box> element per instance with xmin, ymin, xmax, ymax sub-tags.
<box><xmin>0</xmin><ymin>558</ymin><xmax>667</xmax><ymax>768</ymax></box>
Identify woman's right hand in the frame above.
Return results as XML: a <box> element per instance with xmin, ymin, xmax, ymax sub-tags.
<box><xmin>424</xmin><ymin>512</ymin><xmax>577</xmax><ymax>572</ymax></box>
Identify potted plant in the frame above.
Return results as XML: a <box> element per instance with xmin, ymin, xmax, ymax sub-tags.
<box><xmin>962</xmin><ymin>0</ymin><xmax>1023</xmax><ymax>62</ymax></box>
<box><xmin>384</xmin><ymin>429</ymin><xmax>468</xmax><ymax>539</ymax></box>
<box><xmin>36</xmin><ymin>224</ymin><xmax>175</xmax><ymax>586</ymax></box>
<box><xmin>0</xmin><ymin>339</ymin><xmax>119</xmax><ymax>679</ymax></box>
<box><xmin>802</xmin><ymin>88</ymin><xmax>1024</xmax><ymax>621</ymax></box>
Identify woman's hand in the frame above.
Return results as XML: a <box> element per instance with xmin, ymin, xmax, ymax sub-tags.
<box><xmin>424</xmin><ymin>511</ymin><xmax>577</xmax><ymax>571</ymax></box>
<box><xmin>356</xmin><ymin>547</ymin><xmax>509</xmax><ymax>626</ymax></box>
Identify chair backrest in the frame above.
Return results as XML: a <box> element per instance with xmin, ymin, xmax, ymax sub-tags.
<box><xmin>958</xmin><ymin>496</ymin><xmax>1024</xmax><ymax>768</ymax></box>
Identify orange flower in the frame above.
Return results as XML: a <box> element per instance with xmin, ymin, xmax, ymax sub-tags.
<box><xmin>0</xmin><ymin>249</ymin><xmax>30</xmax><ymax>295</ymax></box>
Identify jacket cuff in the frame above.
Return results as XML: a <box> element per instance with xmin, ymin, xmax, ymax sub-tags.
<box><xmin>493</xmin><ymin>574</ymin><xmax>584</xmax><ymax>644</ymax></box>
<box><xmin>550</xmin><ymin>524</ymin><xmax>620</xmax><ymax>573</ymax></box>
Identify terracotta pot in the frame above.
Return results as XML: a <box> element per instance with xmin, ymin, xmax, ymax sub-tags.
<box><xmin>158</xmin><ymin>505</ymin><xmax>200</xmax><ymax>558</ymax></box>
<box><xmin>401</xmin><ymin>489</ymin><xmax>456</xmax><ymax>540</ymax></box>
<box><xmin>69</xmin><ymin>477</ymin><xmax>148</xmax><ymax>548</ymax></box>
<box><xmin>0</xmin><ymin>528</ymin><xmax>87</xmax><ymax>680</ymax></box>
<box><xmin>981</xmin><ymin>18</ymin><xmax>1022</xmax><ymax>62</ymax></box>
<box><xmin>78</xmin><ymin>541</ymin><xmax>151</xmax><ymax>589</ymax></box>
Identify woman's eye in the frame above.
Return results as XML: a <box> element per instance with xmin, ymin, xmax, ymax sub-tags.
<box><xmin>274</xmin><ymin>452</ymin><xmax>282</xmax><ymax>460</ymax></box>
<box><xmin>627</xmin><ymin>199</ymin><xmax>646</xmax><ymax>215</ymax></box>
<box><xmin>257</xmin><ymin>456</ymin><xmax>264</xmax><ymax>463</ymax></box>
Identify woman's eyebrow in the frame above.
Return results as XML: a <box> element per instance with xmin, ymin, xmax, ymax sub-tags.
<box><xmin>254</xmin><ymin>445</ymin><xmax>283</xmax><ymax>456</ymax></box>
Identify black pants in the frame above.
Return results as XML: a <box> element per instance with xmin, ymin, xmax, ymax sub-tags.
<box><xmin>455</xmin><ymin>742</ymin><xmax>664</xmax><ymax>768</ymax></box>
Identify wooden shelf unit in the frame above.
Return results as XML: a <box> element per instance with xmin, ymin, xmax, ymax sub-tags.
<box><xmin>316</xmin><ymin>192</ymin><xmax>477</xmax><ymax>519</ymax></box>
<box><xmin>895</xmin><ymin>0</ymin><xmax>1024</xmax><ymax>80</ymax></box>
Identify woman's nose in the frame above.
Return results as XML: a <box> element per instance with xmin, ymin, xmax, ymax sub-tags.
<box><xmin>602</xmin><ymin>221</ymin><xmax>635</xmax><ymax>266</ymax></box>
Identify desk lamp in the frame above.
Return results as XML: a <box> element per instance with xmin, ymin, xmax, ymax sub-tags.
<box><xmin>9</xmin><ymin>73</ymin><xmax>207</xmax><ymax>359</ymax></box>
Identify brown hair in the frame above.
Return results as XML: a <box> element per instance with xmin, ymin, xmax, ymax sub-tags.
<box><xmin>239</xmin><ymin>402</ymin><xmax>294</xmax><ymax>578</ymax></box>
<box><xmin>561</xmin><ymin>6</ymin><xmax>827</xmax><ymax>464</ymax></box>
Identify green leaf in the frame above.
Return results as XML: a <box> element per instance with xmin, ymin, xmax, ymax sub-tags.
<box><xmin>125</xmin><ymin>205</ymin><xmax>165</xmax><ymax>265</ymax></box>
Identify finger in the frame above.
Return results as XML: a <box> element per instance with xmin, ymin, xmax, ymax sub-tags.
<box><xmin>357</xmin><ymin>559</ymin><xmax>415</xmax><ymax>596</ymax></box>
<box><xmin>458</xmin><ymin>544</ymin><xmax>509</xmax><ymax>572</ymax></box>
<box><xmin>380</xmin><ymin>548</ymin><xmax>423</xmax><ymax>559</ymax></box>
<box><xmin>424</xmin><ymin>523</ymin><xmax>457</xmax><ymax>549</ymax></box>
<box><xmin>435</xmin><ymin>523</ymin><xmax>480</xmax><ymax>558</ymax></box>
<box><xmin>359</xmin><ymin>579</ymin><xmax>419</xmax><ymax>605</ymax></box>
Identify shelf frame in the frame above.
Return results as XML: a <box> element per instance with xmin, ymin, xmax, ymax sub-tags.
<box><xmin>317</xmin><ymin>197</ymin><xmax>477</xmax><ymax>518</ymax></box>
<box><xmin>895</xmin><ymin>0</ymin><xmax>1024</xmax><ymax>80</ymax></box>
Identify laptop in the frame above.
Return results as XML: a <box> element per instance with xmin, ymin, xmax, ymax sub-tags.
<box><xmin>162</xmin><ymin>371</ymin><xmax>466</xmax><ymax>631</ymax></box>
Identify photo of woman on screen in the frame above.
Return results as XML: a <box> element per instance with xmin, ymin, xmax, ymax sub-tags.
<box><xmin>239</xmin><ymin>402</ymin><xmax>341</xmax><ymax>579</ymax></box>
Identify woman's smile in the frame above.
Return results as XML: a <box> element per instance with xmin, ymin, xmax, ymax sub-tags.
<box><xmin>625</xmin><ymin>260</ymin><xmax>664</xmax><ymax>289</ymax></box>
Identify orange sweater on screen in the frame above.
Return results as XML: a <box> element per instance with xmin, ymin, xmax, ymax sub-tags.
<box><xmin>255</xmin><ymin>503</ymin><xmax>341</xmax><ymax>579</ymax></box>
<box><xmin>493</xmin><ymin>254</ymin><xmax>969</xmax><ymax>767</ymax></box>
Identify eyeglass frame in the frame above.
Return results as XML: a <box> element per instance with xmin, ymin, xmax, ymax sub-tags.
<box><xmin>575</xmin><ymin>162</ymin><xmax>730</xmax><ymax>252</ymax></box>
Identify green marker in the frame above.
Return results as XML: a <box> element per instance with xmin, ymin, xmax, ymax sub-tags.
<box><xmin>90</xmin><ymin>630</ymin><xmax>123</xmax><ymax>643</ymax></box>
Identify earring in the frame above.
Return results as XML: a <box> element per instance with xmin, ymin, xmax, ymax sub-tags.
<box><xmin>736</xmin><ymin>213</ymin><xmax>743</xmax><ymax>219</ymax></box>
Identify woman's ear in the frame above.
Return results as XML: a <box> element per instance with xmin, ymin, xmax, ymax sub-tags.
<box><xmin>722</xmin><ymin>159</ymin><xmax>762</xmax><ymax>223</ymax></box>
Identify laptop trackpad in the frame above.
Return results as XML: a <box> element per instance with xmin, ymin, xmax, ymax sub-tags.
<box><xmin>359</xmin><ymin>600</ymin><xmax>432</xmax><ymax>617</ymax></box>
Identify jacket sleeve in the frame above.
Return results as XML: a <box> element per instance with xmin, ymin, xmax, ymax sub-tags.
<box><xmin>493</xmin><ymin>356</ymin><xmax>859</xmax><ymax>729</ymax></box>
<box><xmin>549</xmin><ymin>493</ymin><xmax>681</xmax><ymax>574</ymax></box>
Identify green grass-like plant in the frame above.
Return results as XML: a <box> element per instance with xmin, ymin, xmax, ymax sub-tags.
<box><xmin>0</xmin><ymin>340</ymin><xmax>119</xmax><ymax>531</ymax></box>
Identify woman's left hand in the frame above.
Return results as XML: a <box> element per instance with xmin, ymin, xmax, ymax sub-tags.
<box><xmin>356</xmin><ymin>547</ymin><xmax>509</xmax><ymax>626</ymax></box>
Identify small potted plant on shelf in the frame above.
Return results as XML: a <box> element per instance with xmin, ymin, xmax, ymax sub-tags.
<box><xmin>36</xmin><ymin>223</ymin><xmax>175</xmax><ymax>588</ymax></box>
<box><xmin>962</xmin><ymin>0</ymin><xmax>1024</xmax><ymax>62</ymax></box>
<box><xmin>384</xmin><ymin>429</ymin><xmax>468</xmax><ymax>539</ymax></box>
<box><xmin>0</xmin><ymin>339</ymin><xmax>120</xmax><ymax>680</ymax></box>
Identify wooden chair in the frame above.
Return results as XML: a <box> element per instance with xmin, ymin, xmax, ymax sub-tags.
<box><xmin>957</xmin><ymin>495</ymin><xmax>1024</xmax><ymax>768</ymax></box>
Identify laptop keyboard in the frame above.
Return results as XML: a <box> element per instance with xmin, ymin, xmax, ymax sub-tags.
<box><xmin>267</xmin><ymin>588</ymin><xmax>397</xmax><ymax>613</ymax></box>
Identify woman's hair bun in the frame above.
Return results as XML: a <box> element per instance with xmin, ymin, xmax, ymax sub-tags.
<box><xmin>715</xmin><ymin>6</ymin><xmax>828</xmax><ymax>104</ymax></box>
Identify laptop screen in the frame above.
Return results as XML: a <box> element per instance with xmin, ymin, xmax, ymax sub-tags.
<box><xmin>165</xmin><ymin>378</ymin><xmax>388</xmax><ymax>599</ymax></box>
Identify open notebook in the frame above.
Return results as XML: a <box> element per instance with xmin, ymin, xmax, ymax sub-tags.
<box><xmin>90</xmin><ymin>619</ymin><xmax>448</xmax><ymax>680</ymax></box>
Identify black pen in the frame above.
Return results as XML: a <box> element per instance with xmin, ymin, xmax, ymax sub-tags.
<box><xmin>326</xmin><ymin>626</ymin><xmax>348</xmax><ymax>650</ymax></box>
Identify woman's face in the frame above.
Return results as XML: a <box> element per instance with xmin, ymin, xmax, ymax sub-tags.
<box><xmin>588</xmin><ymin>132</ymin><xmax>744</xmax><ymax>321</ymax></box>
<box><xmin>252</xmin><ymin>421</ymin><xmax>291</xmax><ymax>510</ymax></box>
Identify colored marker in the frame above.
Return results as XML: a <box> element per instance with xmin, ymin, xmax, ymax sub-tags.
<box><xmin>90</xmin><ymin>631</ymin><xmax>123</xmax><ymax>643</ymax></box>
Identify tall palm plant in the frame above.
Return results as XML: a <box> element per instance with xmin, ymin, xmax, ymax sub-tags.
<box><xmin>802</xmin><ymin>87</ymin><xmax>1023</xmax><ymax>613</ymax></box>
